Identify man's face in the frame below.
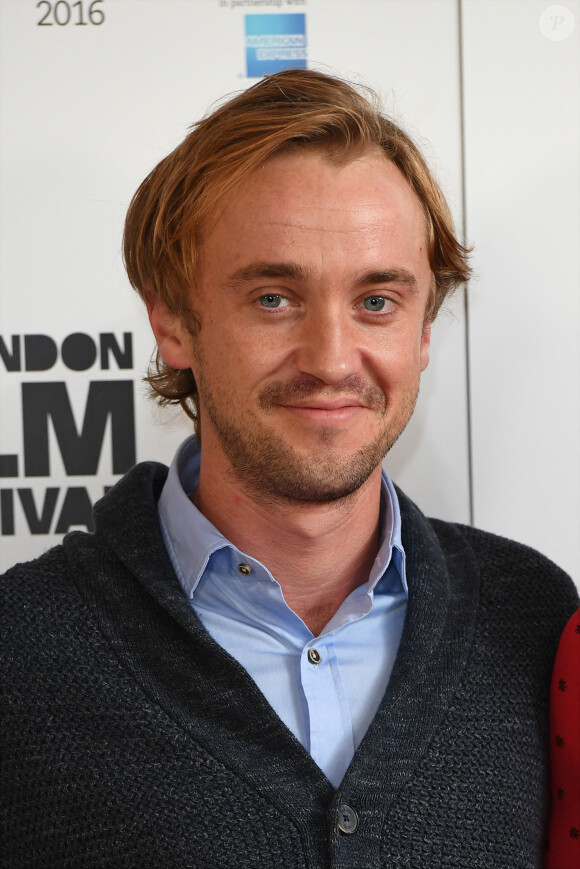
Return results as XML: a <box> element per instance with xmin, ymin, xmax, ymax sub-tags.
<box><xmin>162</xmin><ymin>149</ymin><xmax>432</xmax><ymax>505</ymax></box>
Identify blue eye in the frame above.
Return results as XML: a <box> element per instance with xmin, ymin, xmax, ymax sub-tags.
<box><xmin>259</xmin><ymin>294</ymin><xmax>283</xmax><ymax>308</ymax></box>
<box><xmin>363</xmin><ymin>296</ymin><xmax>386</xmax><ymax>311</ymax></box>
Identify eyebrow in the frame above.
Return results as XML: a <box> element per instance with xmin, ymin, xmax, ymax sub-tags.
<box><xmin>225</xmin><ymin>261</ymin><xmax>312</xmax><ymax>288</ymax></box>
<box><xmin>225</xmin><ymin>261</ymin><xmax>418</xmax><ymax>292</ymax></box>
<box><xmin>358</xmin><ymin>269</ymin><xmax>418</xmax><ymax>291</ymax></box>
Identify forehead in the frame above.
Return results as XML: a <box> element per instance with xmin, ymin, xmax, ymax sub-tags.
<box><xmin>199</xmin><ymin>148</ymin><xmax>430</xmax><ymax>279</ymax></box>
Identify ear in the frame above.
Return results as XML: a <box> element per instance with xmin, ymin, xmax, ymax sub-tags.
<box><xmin>420</xmin><ymin>322</ymin><xmax>431</xmax><ymax>372</ymax></box>
<box><xmin>147</xmin><ymin>298</ymin><xmax>192</xmax><ymax>369</ymax></box>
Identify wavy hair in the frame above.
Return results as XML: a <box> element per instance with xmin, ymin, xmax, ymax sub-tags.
<box><xmin>123</xmin><ymin>69</ymin><xmax>471</xmax><ymax>435</ymax></box>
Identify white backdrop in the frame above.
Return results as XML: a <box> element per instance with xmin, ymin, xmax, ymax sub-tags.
<box><xmin>0</xmin><ymin>0</ymin><xmax>578</xmax><ymax>587</ymax></box>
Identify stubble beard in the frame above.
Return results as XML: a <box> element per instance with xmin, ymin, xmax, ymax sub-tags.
<box><xmin>197</xmin><ymin>373</ymin><xmax>420</xmax><ymax>507</ymax></box>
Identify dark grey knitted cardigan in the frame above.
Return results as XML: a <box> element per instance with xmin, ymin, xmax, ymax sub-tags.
<box><xmin>1</xmin><ymin>462</ymin><xmax>578</xmax><ymax>868</ymax></box>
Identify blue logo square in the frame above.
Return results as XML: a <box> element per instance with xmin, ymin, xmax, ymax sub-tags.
<box><xmin>245</xmin><ymin>14</ymin><xmax>307</xmax><ymax>78</ymax></box>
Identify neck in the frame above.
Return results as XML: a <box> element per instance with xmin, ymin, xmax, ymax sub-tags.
<box><xmin>191</xmin><ymin>462</ymin><xmax>383</xmax><ymax>636</ymax></box>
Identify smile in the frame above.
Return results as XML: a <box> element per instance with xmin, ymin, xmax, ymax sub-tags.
<box><xmin>279</xmin><ymin>403</ymin><xmax>368</xmax><ymax>424</ymax></box>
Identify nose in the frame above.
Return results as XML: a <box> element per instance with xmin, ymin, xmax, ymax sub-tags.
<box><xmin>293</xmin><ymin>307</ymin><xmax>363</xmax><ymax>386</ymax></box>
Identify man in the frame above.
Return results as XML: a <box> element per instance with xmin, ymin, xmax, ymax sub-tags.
<box><xmin>2</xmin><ymin>69</ymin><xmax>577</xmax><ymax>868</ymax></box>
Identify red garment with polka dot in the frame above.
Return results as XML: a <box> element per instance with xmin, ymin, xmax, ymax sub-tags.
<box><xmin>546</xmin><ymin>607</ymin><xmax>580</xmax><ymax>868</ymax></box>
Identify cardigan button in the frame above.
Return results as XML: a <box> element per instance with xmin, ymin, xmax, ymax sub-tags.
<box><xmin>337</xmin><ymin>804</ymin><xmax>358</xmax><ymax>834</ymax></box>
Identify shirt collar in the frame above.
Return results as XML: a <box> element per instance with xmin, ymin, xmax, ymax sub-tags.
<box><xmin>158</xmin><ymin>435</ymin><xmax>407</xmax><ymax>600</ymax></box>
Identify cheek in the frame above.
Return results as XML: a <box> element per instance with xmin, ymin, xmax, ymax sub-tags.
<box><xmin>233</xmin><ymin>326</ymin><xmax>295</xmax><ymax>376</ymax></box>
<box><xmin>192</xmin><ymin>328</ymin><xmax>270</xmax><ymax>394</ymax></box>
<box><xmin>370</xmin><ymin>326</ymin><xmax>425</xmax><ymax>370</ymax></box>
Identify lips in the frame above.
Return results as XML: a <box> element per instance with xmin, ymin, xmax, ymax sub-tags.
<box><xmin>258</xmin><ymin>376</ymin><xmax>387</xmax><ymax>415</ymax></box>
<box><xmin>282</xmin><ymin>399</ymin><xmax>366</xmax><ymax>411</ymax></box>
<box><xmin>275</xmin><ymin>402</ymin><xmax>371</xmax><ymax>428</ymax></box>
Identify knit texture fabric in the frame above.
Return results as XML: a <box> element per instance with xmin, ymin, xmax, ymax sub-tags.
<box><xmin>2</xmin><ymin>462</ymin><xmax>578</xmax><ymax>868</ymax></box>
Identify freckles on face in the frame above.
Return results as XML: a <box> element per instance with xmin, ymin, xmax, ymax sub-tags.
<box><xmin>196</xmin><ymin>153</ymin><xmax>430</xmax><ymax>330</ymax></box>
<box><xmin>208</xmin><ymin>145</ymin><xmax>424</xmax><ymax>250</ymax></box>
<box><xmin>185</xmin><ymin>150</ymin><xmax>432</xmax><ymax>503</ymax></box>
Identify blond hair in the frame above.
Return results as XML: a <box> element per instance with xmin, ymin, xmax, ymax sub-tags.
<box><xmin>124</xmin><ymin>69</ymin><xmax>471</xmax><ymax>431</ymax></box>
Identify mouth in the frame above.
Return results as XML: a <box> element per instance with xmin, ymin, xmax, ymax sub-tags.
<box><xmin>278</xmin><ymin>401</ymin><xmax>368</xmax><ymax>424</ymax></box>
<box><xmin>285</xmin><ymin>398</ymin><xmax>366</xmax><ymax>410</ymax></box>
<box><xmin>258</xmin><ymin>377</ymin><xmax>387</xmax><ymax>420</ymax></box>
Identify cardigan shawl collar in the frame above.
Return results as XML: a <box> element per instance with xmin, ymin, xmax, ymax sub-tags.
<box><xmin>63</xmin><ymin>460</ymin><xmax>480</xmax><ymax>863</ymax></box>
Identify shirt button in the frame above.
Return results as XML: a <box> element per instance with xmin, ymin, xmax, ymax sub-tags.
<box><xmin>337</xmin><ymin>804</ymin><xmax>358</xmax><ymax>834</ymax></box>
<box><xmin>237</xmin><ymin>563</ymin><xmax>251</xmax><ymax>575</ymax></box>
<box><xmin>307</xmin><ymin>648</ymin><xmax>321</xmax><ymax>665</ymax></box>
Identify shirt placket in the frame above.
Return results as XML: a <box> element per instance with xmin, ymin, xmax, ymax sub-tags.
<box><xmin>300</xmin><ymin>636</ymin><xmax>354</xmax><ymax>784</ymax></box>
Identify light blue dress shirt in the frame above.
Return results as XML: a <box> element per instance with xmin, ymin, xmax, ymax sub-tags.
<box><xmin>158</xmin><ymin>436</ymin><xmax>408</xmax><ymax>787</ymax></box>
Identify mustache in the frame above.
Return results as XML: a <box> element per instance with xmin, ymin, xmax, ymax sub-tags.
<box><xmin>258</xmin><ymin>376</ymin><xmax>387</xmax><ymax>413</ymax></box>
